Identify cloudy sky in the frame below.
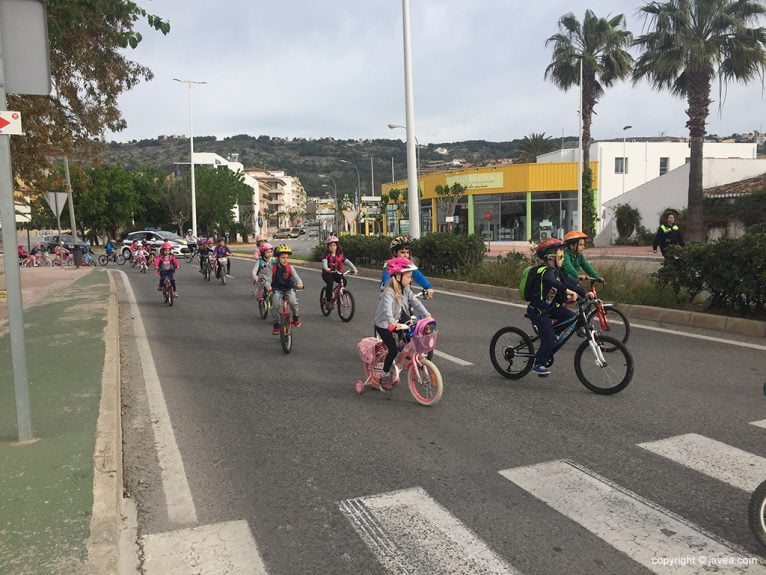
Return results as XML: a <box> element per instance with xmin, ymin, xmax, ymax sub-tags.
<box><xmin>109</xmin><ymin>0</ymin><xmax>766</xmax><ymax>145</ymax></box>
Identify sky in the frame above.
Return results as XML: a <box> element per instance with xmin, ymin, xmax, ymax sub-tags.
<box><xmin>109</xmin><ymin>0</ymin><xmax>766</xmax><ymax>146</ymax></box>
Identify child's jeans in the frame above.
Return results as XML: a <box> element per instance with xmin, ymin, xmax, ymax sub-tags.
<box><xmin>527</xmin><ymin>305</ymin><xmax>576</xmax><ymax>366</ymax></box>
<box><xmin>271</xmin><ymin>289</ymin><xmax>298</xmax><ymax>322</ymax></box>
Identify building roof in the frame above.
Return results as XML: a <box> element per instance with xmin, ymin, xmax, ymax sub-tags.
<box><xmin>704</xmin><ymin>172</ymin><xmax>766</xmax><ymax>198</ymax></box>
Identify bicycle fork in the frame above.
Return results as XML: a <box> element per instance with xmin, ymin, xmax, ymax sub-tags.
<box><xmin>587</xmin><ymin>334</ymin><xmax>607</xmax><ymax>367</ymax></box>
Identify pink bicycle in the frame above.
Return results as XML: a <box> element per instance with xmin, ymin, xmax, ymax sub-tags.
<box><xmin>354</xmin><ymin>317</ymin><xmax>443</xmax><ymax>406</ymax></box>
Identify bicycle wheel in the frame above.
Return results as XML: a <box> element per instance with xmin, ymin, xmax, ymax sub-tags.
<box><xmin>319</xmin><ymin>287</ymin><xmax>332</xmax><ymax>316</ymax></box>
<box><xmin>258</xmin><ymin>295</ymin><xmax>268</xmax><ymax>319</ymax></box>
<box><xmin>52</xmin><ymin>258</ymin><xmax>61</xmax><ymax>267</ymax></box>
<box><xmin>220</xmin><ymin>266</ymin><xmax>227</xmax><ymax>285</ymax></box>
<box><xmin>408</xmin><ymin>358</ymin><xmax>443</xmax><ymax>406</ymax></box>
<box><xmin>588</xmin><ymin>306</ymin><xmax>630</xmax><ymax>345</ymax></box>
<box><xmin>337</xmin><ymin>289</ymin><xmax>355</xmax><ymax>322</ymax></box>
<box><xmin>98</xmin><ymin>254</ymin><xmax>109</xmax><ymax>266</ymax></box>
<box><xmin>116</xmin><ymin>254</ymin><xmax>126</xmax><ymax>265</ymax></box>
<box><xmin>280</xmin><ymin>314</ymin><xmax>292</xmax><ymax>354</ymax></box>
<box><xmin>489</xmin><ymin>327</ymin><xmax>535</xmax><ymax>380</ymax></box>
<box><xmin>574</xmin><ymin>335</ymin><xmax>633</xmax><ymax>395</ymax></box>
<box><xmin>748</xmin><ymin>480</ymin><xmax>766</xmax><ymax>549</ymax></box>
<box><xmin>184</xmin><ymin>252</ymin><xmax>195</xmax><ymax>264</ymax></box>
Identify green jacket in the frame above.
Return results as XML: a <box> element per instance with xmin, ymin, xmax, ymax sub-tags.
<box><xmin>561</xmin><ymin>250</ymin><xmax>600</xmax><ymax>283</ymax></box>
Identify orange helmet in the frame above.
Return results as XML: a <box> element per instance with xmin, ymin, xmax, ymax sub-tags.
<box><xmin>563</xmin><ymin>230</ymin><xmax>588</xmax><ymax>245</ymax></box>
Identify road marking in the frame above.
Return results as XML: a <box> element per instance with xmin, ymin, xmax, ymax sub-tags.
<box><xmin>117</xmin><ymin>271</ymin><xmax>198</xmax><ymax>526</ymax></box>
<box><xmin>751</xmin><ymin>420</ymin><xmax>766</xmax><ymax>429</ymax></box>
<box><xmin>638</xmin><ymin>433</ymin><xmax>766</xmax><ymax>492</ymax></box>
<box><xmin>339</xmin><ymin>487</ymin><xmax>520</xmax><ymax>575</ymax></box>
<box><xmin>432</xmin><ymin>349</ymin><xmax>474</xmax><ymax>366</ymax></box>
<box><xmin>142</xmin><ymin>520</ymin><xmax>268</xmax><ymax>574</ymax></box>
<box><xmin>499</xmin><ymin>460</ymin><xmax>763</xmax><ymax>574</ymax></box>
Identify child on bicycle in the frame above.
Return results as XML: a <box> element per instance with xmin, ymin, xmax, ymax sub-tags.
<box><xmin>254</xmin><ymin>234</ymin><xmax>267</xmax><ymax>258</ymax></box>
<box><xmin>271</xmin><ymin>244</ymin><xmax>304</xmax><ymax>335</ymax></box>
<box><xmin>253</xmin><ymin>242</ymin><xmax>275</xmax><ymax>300</ymax></box>
<box><xmin>527</xmin><ymin>238</ymin><xmax>587</xmax><ymax>377</ymax></box>
<box><xmin>199</xmin><ymin>238</ymin><xmax>214</xmax><ymax>274</ymax></box>
<box><xmin>561</xmin><ymin>230</ymin><xmax>603</xmax><ymax>285</ymax></box>
<box><xmin>154</xmin><ymin>242</ymin><xmax>180</xmax><ymax>296</ymax></box>
<box><xmin>380</xmin><ymin>236</ymin><xmax>433</xmax><ymax>298</ymax></box>
<box><xmin>374</xmin><ymin>257</ymin><xmax>432</xmax><ymax>390</ymax></box>
<box><xmin>214</xmin><ymin>237</ymin><xmax>232</xmax><ymax>277</ymax></box>
<box><xmin>322</xmin><ymin>236</ymin><xmax>358</xmax><ymax>306</ymax></box>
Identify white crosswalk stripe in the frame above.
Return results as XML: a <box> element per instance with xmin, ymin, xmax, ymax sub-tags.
<box><xmin>751</xmin><ymin>420</ymin><xmax>766</xmax><ymax>430</ymax></box>
<box><xmin>499</xmin><ymin>459</ymin><xmax>765</xmax><ymax>574</ymax></box>
<box><xmin>339</xmin><ymin>486</ymin><xmax>521</xmax><ymax>575</ymax></box>
<box><xmin>638</xmin><ymin>433</ymin><xmax>766</xmax><ymax>492</ymax></box>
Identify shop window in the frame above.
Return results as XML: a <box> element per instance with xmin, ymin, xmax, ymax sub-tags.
<box><xmin>615</xmin><ymin>157</ymin><xmax>628</xmax><ymax>174</ymax></box>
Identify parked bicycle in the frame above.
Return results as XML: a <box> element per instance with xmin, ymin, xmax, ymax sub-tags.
<box><xmin>320</xmin><ymin>269</ymin><xmax>355</xmax><ymax>322</ymax></box>
<box><xmin>582</xmin><ymin>277</ymin><xmax>630</xmax><ymax>345</ymax></box>
<box><xmin>355</xmin><ymin>316</ymin><xmax>443</xmax><ymax>406</ymax></box>
<box><xmin>274</xmin><ymin>287</ymin><xmax>302</xmax><ymax>354</ymax></box>
<box><xmin>489</xmin><ymin>297</ymin><xmax>634</xmax><ymax>395</ymax></box>
<box><xmin>98</xmin><ymin>252</ymin><xmax>126</xmax><ymax>266</ymax></box>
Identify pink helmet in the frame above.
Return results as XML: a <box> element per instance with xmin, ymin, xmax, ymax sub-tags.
<box><xmin>325</xmin><ymin>235</ymin><xmax>340</xmax><ymax>244</ymax></box>
<box><xmin>255</xmin><ymin>234</ymin><xmax>266</xmax><ymax>242</ymax></box>
<box><xmin>259</xmin><ymin>242</ymin><xmax>273</xmax><ymax>255</ymax></box>
<box><xmin>385</xmin><ymin>257</ymin><xmax>418</xmax><ymax>275</ymax></box>
<box><xmin>207</xmin><ymin>238</ymin><xmax>214</xmax><ymax>244</ymax></box>
<box><xmin>161</xmin><ymin>242</ymin><xmax>172</xmax><ymax>250</ymax></box>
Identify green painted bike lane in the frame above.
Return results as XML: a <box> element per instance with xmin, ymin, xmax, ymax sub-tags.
<box><xmin>0</xmin><ymin>271</ymin><xmax>109</xmax><ymax>575</ymax></box>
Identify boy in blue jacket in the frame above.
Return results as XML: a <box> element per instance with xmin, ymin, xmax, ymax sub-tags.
<box><xmin>527</xmin><ymin>238</ymin><xmax>586</xmax><ymax>376</ymax></box>
<box><xmin>380</xmin><ymin>236</ymin><xmax>433</xmax><ymax>298</ymax></box>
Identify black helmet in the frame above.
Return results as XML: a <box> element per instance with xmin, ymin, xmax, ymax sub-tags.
<box><xmin>390</xmin><ymin>236</ymin><xmax>410</xmax><ymax>254</ymax></box>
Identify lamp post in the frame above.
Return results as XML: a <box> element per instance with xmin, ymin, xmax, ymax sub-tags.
<box><xmin>173</xmin><ymin>78</ymin><xmax>206</xmax><ymax>237</ymax></box>
<box><xmin>338</xmin><ymin>159</ymin><xmax>361</xmax><ymax>209</ymax></box>
<box><xmin>388</xmin><ymin>122</ymin><xmax>422</xmax><ymax>237</ymax></box>
<box><xmin>622</xmin><ymin>125</ymin><xmax>632</xmax><ymax>195</ymax></box>
<box><xmin>319</xmin><ymin>174</ymin><xmax>340</xmax><ymax>233</ymax></box>
<box><xmin>576</xmin><ymin>56</ymin><xmax>583</xmax><ymax>232</ymax></box>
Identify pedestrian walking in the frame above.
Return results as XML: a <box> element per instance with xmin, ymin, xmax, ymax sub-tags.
<box><xmin>652</xmin><ymin>211</ymin><xmax>685</xmax><ymax>258</ymax></box>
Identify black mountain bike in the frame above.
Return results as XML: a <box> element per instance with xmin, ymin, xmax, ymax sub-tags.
<box><xmin>489</xmin><ymin>298</ymin><xmax>634</xmax><ymax>395</ymax></box>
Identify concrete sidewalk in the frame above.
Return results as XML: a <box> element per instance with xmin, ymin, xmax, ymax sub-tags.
<box><xmin>0</xmin><ymin>268</ymin><xmax>121</xmax><ymax>574</ymax></box>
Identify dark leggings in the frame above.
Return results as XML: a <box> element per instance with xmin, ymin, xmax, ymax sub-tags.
<box><xmin>375</xmin><ymin>326</ymin><xmax>398</xmax><ymax>373</ymax></box>
<box><xmin>159</xmin><ymin>270</ymin><xmax>176</xmax><ymax>291</ymax></box>
<box><xmin>528</xmin><ymin>305</ymin><xmax>576</xmax><ymax>365</ymax></box>
<box><xmin>322</xmin><ymin>271</ymin><xmax>345</xmax><ymax>298</ymax></box>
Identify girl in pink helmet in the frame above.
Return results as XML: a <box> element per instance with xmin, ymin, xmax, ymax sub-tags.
<box><xmin>252</xmin><ymin>242</ymin><xmax>275</xmax><ymax>300</ymax></box>
<box><xmin>372</xmin><ymin>257</ymin><xmax>431</xmax><ymax>390</ymax></box>
<box><xmin>321</xmin><ymin>236</ymin><xmax>357</xmax><ymax>308</ymax></box>
<box><xmin>154</xmin><ymin>242</ymin><xmax>180</xmax><ymax>296</ymax></box>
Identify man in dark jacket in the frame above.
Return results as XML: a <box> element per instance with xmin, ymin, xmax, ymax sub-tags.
<box><xmin>653</xmin><ymin>212</ymin><xmax>685</xmax><ymax>258</ymax></box>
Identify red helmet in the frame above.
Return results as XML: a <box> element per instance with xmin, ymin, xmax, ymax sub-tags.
<box><xmin>535</xmin><ymin>238</ymin><xmax>564</xmax><ymax>260</ymax></box>
<box><xmin>325</xmin><ymin>236</ymin><xmax>340</xmax><ymax>244</ymax></box>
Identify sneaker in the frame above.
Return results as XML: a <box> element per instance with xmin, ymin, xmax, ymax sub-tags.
<box><xmin>532</xmin><ymin>364</ymin><xmax>551</xmax><ymax>376</ymax></box>
<box><xmin>272</xmin><ymin>324</ymin><xmax>280</xmax><ymax>336</ymax></box>
<box><xmin>293</xmin><ymin>317</ymin><xmax>302</xmax><ymax>328</ymax></box>
<box><xmin>380</xmin><ymin>373</ymin><xmax>394</xmax><ymax>391</ymax></box>
<box><xmin>173</xmin><ymin>292</ymin><xmax>178</xmax><ymax>297</ymax></box>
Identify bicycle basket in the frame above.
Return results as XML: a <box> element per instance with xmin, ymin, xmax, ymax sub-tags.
<box><xmin>357</xmin><ymin>337</ymin><xmax>383</xmax><ymax>365</ymax></box>
<box><xmin>411</xmin><ymin>318</ymin><xmax>437</xmax><ymax>353</ymax></box>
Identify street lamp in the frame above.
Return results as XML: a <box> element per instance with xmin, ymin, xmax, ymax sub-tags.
<box><xmin>622</xmin><ymin>125</ymin><xmax>632</xmax><ymax>195</ymax></box>
<box><xmin>388</xmin><ymin>123</ymin><xmax>422</xmax><ymax>237</ymax></box>
<box><xmin>319</xmin><ymin>174</ymin><xmax>340</xmax><ymax>233</ymax></box>
<box><xmin>173</xmin><ymin>78</ymin><xmax>207</xmax><ymax>237</ymax></box>
<box><xmin>387</xmin><ymin>123</ymin><xmax>421</xmax><ymax>174</ymax></box>
<box><xmin>338</xmin><ymin>159</ymin><xmax>361</xmax><ymax>209</ymax></box>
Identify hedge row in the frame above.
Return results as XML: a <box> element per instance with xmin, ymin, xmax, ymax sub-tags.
<box><xmin>309</xmin><ymin>233</ymin><xmax>487</xmax><ymax>276</ymax></box>
<box><xmin>656</xmin><ymin>231</ymin><xmax>766</xmax><ymax>314</ymax></box>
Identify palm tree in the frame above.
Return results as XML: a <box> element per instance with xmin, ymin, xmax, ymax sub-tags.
<box><xmin>633</xmin><ymin>0</ymin><xmax>766</xmax><ymax>243</ymax></box>
<box><xmin>545</xmin><ymin>11</ymin><xmax>634</xmax><ymax>170</ymax></box>
<box><xmin>517</xmin><ymin>132</ymin><xmax>559</xmax><ymax>163</ymax></box>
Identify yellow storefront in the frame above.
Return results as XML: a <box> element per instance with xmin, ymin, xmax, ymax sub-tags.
<box><xmin>380</xmin><ymin>162</ymin><xmax>599</xmax><ymax>242</ymax></box>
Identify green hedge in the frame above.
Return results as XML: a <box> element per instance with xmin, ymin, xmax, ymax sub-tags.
<box><xmin>655</xmin><ymin>232</ymin><xmax>766</xmax><ymax>314</ymax></box>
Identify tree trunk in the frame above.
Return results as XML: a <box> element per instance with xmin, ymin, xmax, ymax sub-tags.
<box><xmin>581</xmin><ymin>71</ymin><xmax>597</xmax><ymax>170</ymax></box>
<box><xmin>685</xmin><ymin>72</ymin><xmax>711</xmax><ymax>243</ymax></box>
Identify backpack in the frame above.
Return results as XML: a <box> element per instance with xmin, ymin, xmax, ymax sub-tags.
<box><xmin>518</xmin><ymin>265</ymin><xmax>545</xmax><ymax>301</ymax></box>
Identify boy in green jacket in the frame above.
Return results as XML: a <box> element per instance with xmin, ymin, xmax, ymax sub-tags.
<box><xmin>561</xmin><ymin>230</ymin><xmax>603</xmax><ymax>284</ymax></box>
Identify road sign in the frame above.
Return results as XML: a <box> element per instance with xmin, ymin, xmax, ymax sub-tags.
<box><xmin>484</xmin><ymin>210</ymin><xmax>492</xmax><ymax>222</ymax></box>
<box><xmin>0</xmin><ymin>111</ymin><xmax>22</xmax><ymax>134</ymax></box>
<box><xmin>45</xmin><ymin>192</ymin><xmax>67</xmax><ymax>217</ymax></box>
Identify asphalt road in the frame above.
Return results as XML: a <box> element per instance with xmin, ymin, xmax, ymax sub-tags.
<box><xmin>118</xmin><ymin>257</ymin><xmax>766</xmax><ymax>574</ymax></box>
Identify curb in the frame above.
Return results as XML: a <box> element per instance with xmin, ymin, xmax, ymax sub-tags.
<box><xmin>86</xmin><ymin>270</ymin><xmax>123</xmax><ymax>574</ymax></box>
<box><xmin>277</xmin><ymin>258</ymin><xmax>766</xmax><ymax>339</ymax></box>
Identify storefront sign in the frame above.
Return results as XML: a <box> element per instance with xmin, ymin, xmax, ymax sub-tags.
<box><xmin>447</xmin><ymin>172</ymin><xmax>503</xmax><ymax>190</ymax></box>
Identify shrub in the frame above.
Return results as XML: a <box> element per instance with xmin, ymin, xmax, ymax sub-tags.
<box><xmin>412</xmin><ymin>233</ymin><xmax>486</xmax><ymax>277</ymax></box>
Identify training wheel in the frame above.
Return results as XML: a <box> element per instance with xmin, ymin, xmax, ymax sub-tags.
<box><xmin>354</xmin><ymin>380</ymin><xmax>365</xmax><ymax>395</ymax></box>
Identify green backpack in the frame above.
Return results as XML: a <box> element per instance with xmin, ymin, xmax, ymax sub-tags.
<box><xmin>518</xmin><ymin>265</ymin><xmax>545</xmax><ymax>300</ymax></box>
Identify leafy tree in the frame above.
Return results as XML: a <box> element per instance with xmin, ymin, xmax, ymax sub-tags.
<box><xmin>158</xmin><ymin>176</ymin><xmax>191</xmax><ymax>236</ymax></box>
<box><xmin>545</xmin><ymin>11</ymin><xmax>634</xmax><ymax>171</ymax></box>
<box><xmin>517</xmin><ymin>133</ymin><xmax>558</xmax><ymax>163</ymax></box>
<box><xmin>8</xmin><ymin>1</ymin><xmax>170</xmax><ymax>185</ymax></box>
<box><xmin>78</xmin><ymin>164</ymin><xmax>139</xmax><ymax>242</ymax></box>
<box><xmin>435</xmin><ymin>182</ymin><xmax>467</xmax><ymax>232</ymax></box>
<box><xmin>193</xmin><ymin>167</ymin><xmax>253</xmax><ymax>236</ymax></box>
<box><xmin>632</xmin><ymin>0</ymin><xmax>766</xmax><ymax>242</ymax></box>
<box><xmin>129</xmin><ymin>166</ymin><xmax>167</xmax><ymax>231</ymax></box>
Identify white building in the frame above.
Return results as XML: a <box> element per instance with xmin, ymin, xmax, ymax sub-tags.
<box><xmin>596</xmin><ymin>158</ymin><xmax>766</xmax><ymax>245</ymax></box>
<box><xmin>245</xmin><ymin>169</ymin><xmax>307</xmax><ymax>232</ymax></box>
<box><xmin>537</xmin><ymin>141</ymin><xmax>756</xmax><ymax>230</ymax></box>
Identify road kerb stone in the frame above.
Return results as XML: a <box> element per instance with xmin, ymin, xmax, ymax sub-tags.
<box><xmin>724</xmin><ymin>317</ymin><xmax>766</xmax><ymax>338</ymax></box>
<box><xmin>689</xmin><ymin>313</ymin><xmax>728</xmax><ymax>332</ymax></box>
